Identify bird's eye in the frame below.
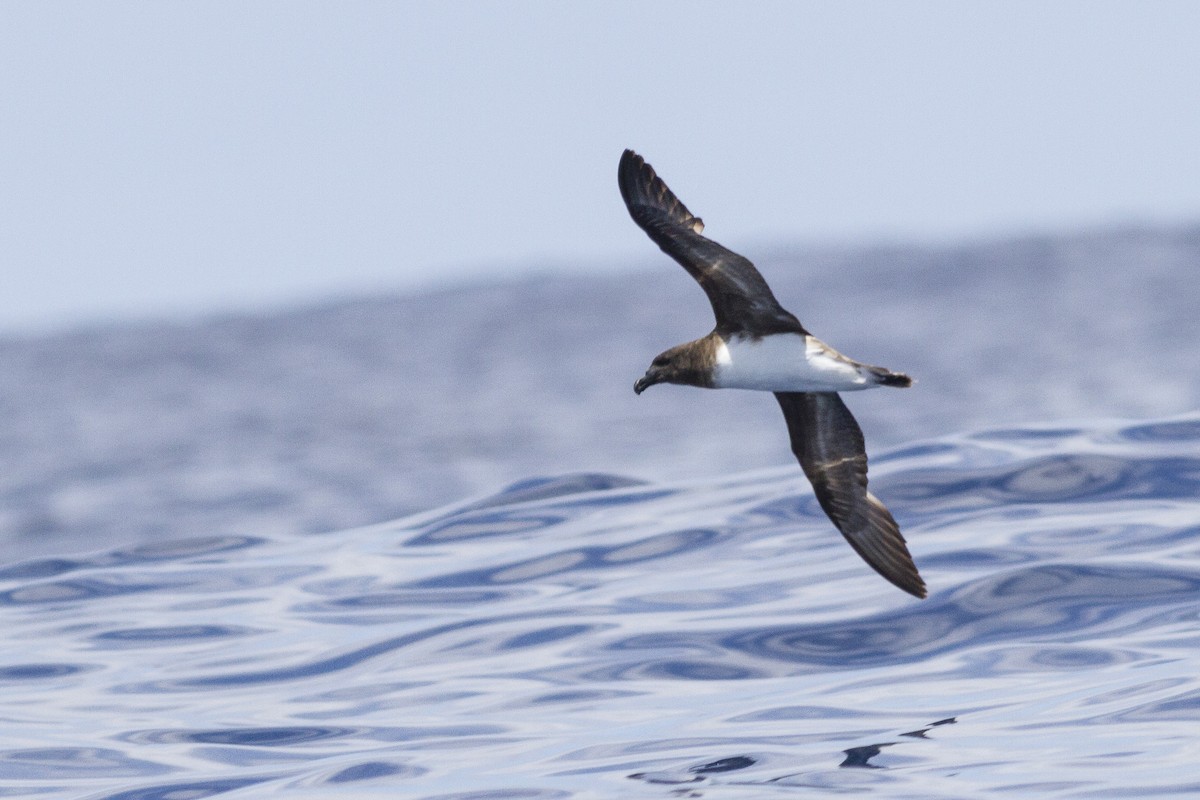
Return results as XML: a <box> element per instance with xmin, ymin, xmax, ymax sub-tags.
<box><xmin>653</xmin><ymin>356</ymin><xmax>669</xmax><ymax>367</ymax></box>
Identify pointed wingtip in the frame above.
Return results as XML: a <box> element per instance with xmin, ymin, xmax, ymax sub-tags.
<box><xmin>617</xmin><ymin>149</ymin><xmax>704</xmax><ymax>234</ymax></box>
<box><xmin>847</xmin><ymin>493</ymin><xmax>927</xmax><ymax>598</ymax></box>
<box><xmin>617</xmin><ymin>149</ymin><xmax>646</xmax><ymax>208</ymax></box>
<box><xmin>852</xmin><ymin>532</ymin><xmax>927</xmax><ymax>598</ymax></box>
<box><xmin>618</xmin><ymin>147</ymin><xmax>642</xmax><ymax>180</ymax></box>
<box><xmin>901</xmin><ymin>573</ymin><xmax>928</xmax><ymax>599</ymax></box>
<box><xmin>775</xmin><ymin>392</ymin><xmax>926</xmax><ymax>599</ymax></box>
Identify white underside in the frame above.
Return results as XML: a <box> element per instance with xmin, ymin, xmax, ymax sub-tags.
<box><xmin>712</xmin><ymin>334</ymin><xmax>876</xmax><ymax>392</ymax></box>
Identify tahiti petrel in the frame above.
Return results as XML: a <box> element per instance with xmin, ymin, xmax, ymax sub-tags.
<box><xmin>620</xmin><ymin>149</ymin><xmax>926</xmax><ymax>598</ymax></box>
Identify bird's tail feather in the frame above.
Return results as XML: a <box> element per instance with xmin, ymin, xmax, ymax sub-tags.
<box><xmin>869</xmin><ymin>366</ymin><xmax>913</xmax><ymax>388</ymax></box>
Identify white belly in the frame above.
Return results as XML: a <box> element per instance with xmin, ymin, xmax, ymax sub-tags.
<box><xmin>712</xmin><ymin>334</ymin><xmax>874</xmax><ymax>392</ymax></box>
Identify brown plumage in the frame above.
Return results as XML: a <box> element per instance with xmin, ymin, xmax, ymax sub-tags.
<box><xmin>620</xmin><ymin>149</ymin><xmax>925</xmax><ymax>598</ymax></box>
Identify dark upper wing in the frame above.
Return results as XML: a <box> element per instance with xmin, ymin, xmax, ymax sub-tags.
<box><xmin>618</xmin><ymin>149</ymin><xmax>806</xmax><ymax>337</ymax></box>
<box><xmin>774</xmin><ymin>391</ymin><xmax>926</xmax><ymax>598</ymax></box>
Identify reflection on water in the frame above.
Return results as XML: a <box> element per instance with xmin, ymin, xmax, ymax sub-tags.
<box><xmin>1</xmin><ymin>416</ymin><xmax>1200</xmax><ymax>797</ymax></box>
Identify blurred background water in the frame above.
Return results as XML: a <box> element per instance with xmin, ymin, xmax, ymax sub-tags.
<box><xmin>2</xmin><ymin>227</ymin><xmax>1200</xmax><ymax>798</ymax></box>
<box><xmin>4</xmin><ymin>226</ymin><xmax>1197</xmax><ymax>557</ymax></box>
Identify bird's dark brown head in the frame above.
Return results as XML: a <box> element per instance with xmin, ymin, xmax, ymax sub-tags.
<box><xmin>633</xmin><ymin>342</ymin><xmax>713</xmax><ymax>394</ymax></box>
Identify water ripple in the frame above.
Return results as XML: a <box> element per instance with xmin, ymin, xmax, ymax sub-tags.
<box><xmin>2</xmin><ymin>415</ymin><xmax>1200</xmax><ymax>797</ymax></box>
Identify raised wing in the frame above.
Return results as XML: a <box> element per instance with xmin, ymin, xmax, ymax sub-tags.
<box><xmin>618</xmin><ymin>149</ymin><xmax>806</xmax><ymax>337</ymax></box>
<box><xmin>774</xmin><ymin>391</ymin><xmax>926</xmax><ymax>598</ymax></box>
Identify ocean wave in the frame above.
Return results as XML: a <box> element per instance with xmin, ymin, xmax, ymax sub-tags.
<box><xmin>0</xmin><ymin>415</ymin><xmax>1198</xmax><ymax>797</ymax></box>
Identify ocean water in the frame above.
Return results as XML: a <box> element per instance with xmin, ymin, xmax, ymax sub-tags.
<box><xmin>2</xmin><ymin>226</ymin><xmax>1200</xmax><ymax>797</ymax></box>
<box><xmin>5</xmin><ymin>225</ymin><xmax>1199</xmax><ymax>558</ymax></box>
<box><xmin>2</xmin><ymin>415</ymin><xmax>1200</xmax><ymax>797</ymax></box>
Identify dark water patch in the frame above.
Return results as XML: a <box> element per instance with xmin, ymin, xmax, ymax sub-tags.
<box><xmin>588</xmin><ymin>564</ymin><xmax>1200</xmax><ymax>679</ymax></box>
<box><xmin>920</xmin><ymin>546</ymin><xmax>1039</xmax><ymax>570</ymax></box>
<box><xmin>525</xmin><ymin>689</ymin><xmax>642</xmax><ymax>706</ymax></box>
<box><xmin>406</xmin><ymin>512</ymin><xmax>568</xmax><ymax>546</ymax></box>
<box><xmin>469</xmin><ymin>473</ymin><xmax>650</xmax><ymax>509</ymax></box>
<box><xmin>118</xmin><ymin>619</ymin><xmax>510</xmax><ymax>690</ymax></box>
<box><xmin>901</xmin><ymin>717</ymin><xmax>957</xmax><ymax>738</ymax></box>
<box><xmin>626</xmin><ymin>718</ymin><xmax>960</xmax><ymax>789</ymax></box>
<box><xmin>872</xmin><ymin>440</ymin><xmax>964</xmax><ymax>464</ymax></box>
<box><xmin>1120</xmin><ymin>418</ymin><xmax>1200</xmax><ymax>442</ymax></box>
<box><xmin>971</xmin><ymin>426</ymin><xmax>1085</xmax><ymax>442</ymax></box>
<box><xmin>887</xmin><ymin>452</ymin><xmax>1200</xmax><ymax>511</ymax></box>
<box><xmin>406</xmin><ymin>486</ymin><xmax>676</xmax><ymax>547</ymax></box>
<box><xmin>91</xmin><ymin>624</ymin><xmax>260</xmax><ymax>645</ymax></box>
<box><xmin>840</xmin><ymin>742</ymin><xmax>892</xmax><ymax>768</ymax></box>
<box><xmin>2</xmin><ymin>564</ymin><xmax>316</xmax><ymax>606</ymax></box>
<box><xmin>127</xmin><ymin>726</ymin><xmax>360</xmax><ymax>746</ymax></box>
<box><xmin>0</xmin><ymin>576</ymin><xmax>169</xmax><ymax>605</ymax></box>
<box><xmin>0</xmin><ymin>662</ymin><xmax>94</xmax><ymax>680</ymax></box>
<box><xmin>409</xmin><ymin>528</ymin><xmax>722</xmax><ymax>588</ymax></box>
<box><xmin>0</xmin><ymin>557</ymin><xmax>86</xmax><ymax>580</ymax></box>
<box><xmin>416</xmin><ymin>791</ymin><xmax>572</xmax><ymax>800</ymax></box>
<box><xmin>326</xmin><ymin>760</ymin><xmax>420</xmax><ymax>782</ymax></box>
<box><xmin>97</xmin><ymin>777</ymin><xmax>275</xmax><ymax>800</ymax></box>
<box><xmin>0</xmin><ymin>747</ymin><xmax>172</xmax><ymax>779</ymax></box>
<box><xmin>108</xmin><ymin>535</ymin><xmax>265</xmax><ymax>563</ymax></box>
<box><xmin>362</xmin><ymin>725</ymin><xmax>518</xmax><ymax>743</ymax></box>
<box><xmin>501</xmin><ymin>624</ymin><xmax>598</xmax><ymax>650</ymax></box>
<box><xmin>692</xmin><ymin>755</ymin><xmax>757</xmax><ymax>773</ymax></box>
<box><xmin>964</xmin><ymin>644</ymin><xmax>1143</xmax><ymax>675</ymax></box>
<box><xmin>297</xmin><ymin>587</ymin><xmax>521</xmax><ymax>613</ymax></box>
<box><xmin>619</xmin><ymin>660</ymin><xmax>766</xmax><ymax>681</ymax></box>
<box><xmin>0</xmin><ymin>536</ymin><xmax>262</xmax><ymax>582</ymax></box>
<box><xmin>627</xmin><ymin>769</ymin><xmax>705</xmax><ymax>785</ymax></box>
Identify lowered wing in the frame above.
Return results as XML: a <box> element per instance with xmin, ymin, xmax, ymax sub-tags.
<box><xmin>775</xmin><ymin>391</ymin><xmax>926</xmax><ymax>598</ymax></box>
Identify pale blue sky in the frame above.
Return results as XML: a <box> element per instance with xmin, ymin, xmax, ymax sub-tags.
<box><xmin>3</xmin><ymin>1</ymin><xmax>1199</xmax><ymax>333</ymax></box>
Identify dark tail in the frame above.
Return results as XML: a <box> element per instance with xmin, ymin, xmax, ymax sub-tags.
<box><xmin>871</xmin><ymin>366</ymin><xmax>913</xmax><ymax>388</ymax></box>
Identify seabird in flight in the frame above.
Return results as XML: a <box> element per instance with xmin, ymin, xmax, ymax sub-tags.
<box><xmin>619</xmin><ymin>149</ymin><xmax>926</xmax><ymax>598</ymax></box>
